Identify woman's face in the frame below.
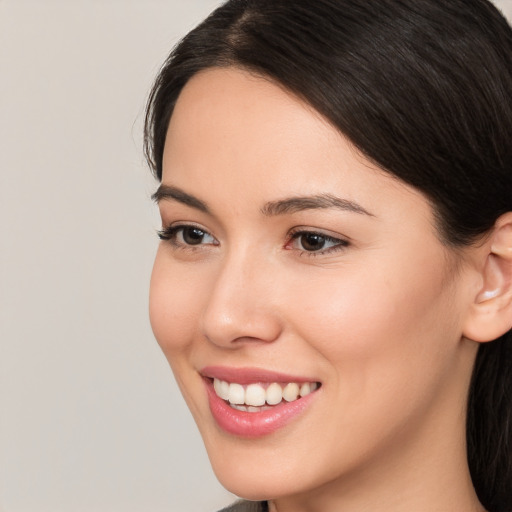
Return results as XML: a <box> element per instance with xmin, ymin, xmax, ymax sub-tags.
<box><xmin>150</xmin><ymin>68</ymin><xmax>477</xmax><ymax>502</ymax></box>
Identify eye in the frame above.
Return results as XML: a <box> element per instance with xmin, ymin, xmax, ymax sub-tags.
<box><xmin>158</xmin><ymin>224</ymin><xmax>218</xmax><ymax>247</ymax></box>
<box><xmin>178</xmin><ymin>226</ymin><xmax>213</xmax><ymax>245</ymax></box>
<box><xmin>288</xmin><ymin>230</ymin><xmax>349</xmax><ymax>254</ymax></box>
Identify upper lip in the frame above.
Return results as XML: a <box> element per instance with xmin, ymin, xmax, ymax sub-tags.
<box><xmin>200</xmin><ymin>365</ymin><xmax>319</xmax><ymax>385</ymax></box>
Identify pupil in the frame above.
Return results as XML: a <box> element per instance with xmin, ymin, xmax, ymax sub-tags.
<box><xmin>183</xmin><ymin>228</ymin><xmax>205</xmax><ymax>245</ymax></box>
<box><xmin>302</xmin><ymin>234</ymin><xmax>325</xmax><ymax>251</ymax></box>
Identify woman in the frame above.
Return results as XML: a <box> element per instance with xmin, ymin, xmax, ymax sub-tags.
<box><xmin>144</xmin><ymin>1</ymin><xmax>512</xmax><ymax>511</ymax></box>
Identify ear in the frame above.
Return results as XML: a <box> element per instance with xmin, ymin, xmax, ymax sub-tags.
<box><xmin>463</xmin><ymin>212</ymin><xmax>512</xmax><ymax>343</ymax></box>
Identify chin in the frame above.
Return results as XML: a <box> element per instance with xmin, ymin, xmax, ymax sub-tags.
<box><xmin>201</xmin><ymin>428</ymin><xmax>331</xmax><ymax>503</ymax></box>
<box><xmin>211</xmin><ymin>461</ymin><xmax>296</xmax><ymax>502</ymax></box>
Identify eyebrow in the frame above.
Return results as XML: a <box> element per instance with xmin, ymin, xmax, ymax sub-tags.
<box><xmin>152</xmin><ymin>185</ymin><xmax>209</xmax><ymax>213</ymax></box>
<box><xmin>152</xmin><ymin>184</ymin><xmax>374</xmax><ymax>218</ymax></box>
<box><xmin>261</xmin><ymin>194</ymin><xmax>374</xmax><ymax>217</ymax></box>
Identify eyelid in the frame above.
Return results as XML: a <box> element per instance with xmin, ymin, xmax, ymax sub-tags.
<box><xmin>288</xmin><ymin>226</ymin><xmax>351</xmax><ymax>243</ymax></box>
<box><xmin>158</xmin><ymin>220</ymin><xmax>210</xmax><ymax>234</ymax></box>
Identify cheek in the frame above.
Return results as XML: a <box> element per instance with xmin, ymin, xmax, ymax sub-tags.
<box><xmin>281</xmin><ymin>251</ymin><xmax>459</xmax><ymax>398</ymax></box>
<box><xmin>149</xmin><ymin>248</ymin><xmax>204</xmax><ymax>356</ymax></box>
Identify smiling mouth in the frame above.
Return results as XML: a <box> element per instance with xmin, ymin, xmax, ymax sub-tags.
<box><xmin>211</xmin><ymin>378</ymin><xmax>320</xmax><ymax>413</ymax></box>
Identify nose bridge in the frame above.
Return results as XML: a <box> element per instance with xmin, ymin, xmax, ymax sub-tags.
<box><xmin>201</xmin><ymin>244</ymin><xmax>281</xmax><ymax>347</ymax></box>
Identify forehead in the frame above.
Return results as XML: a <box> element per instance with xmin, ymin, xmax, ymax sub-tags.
<box><xmin>165</xmin><ymin>68</ymin><xmax>377</xmax><ymax>193</ymax></box>
<box><xmin>163</xmin><ymin>68</ymin><xmax>433</xmax><ymax>227</ymax></box>
<box><xmin>165</xmin><ymin>66</ymin><xmax>343</xmax><ymax>173</ymax></box>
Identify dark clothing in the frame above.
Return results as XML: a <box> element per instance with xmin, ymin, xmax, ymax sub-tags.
<box><xmin>219</xmin><ymin>500</ymin><xmax>268</xmax><ymax>512</ymax></box>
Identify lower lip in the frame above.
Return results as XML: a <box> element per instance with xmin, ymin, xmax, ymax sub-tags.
<box><xmin>205</xmin><ymin>379</ymin><xmax>318</xmax><ymax>438</ymax></box>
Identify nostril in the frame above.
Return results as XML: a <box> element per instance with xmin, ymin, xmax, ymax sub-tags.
<box><xmin>202</xmin><ymin>318</ymin><xmax>282</xmax><ymax>348</ymax></box>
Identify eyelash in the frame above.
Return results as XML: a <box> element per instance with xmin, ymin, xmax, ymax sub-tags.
<box><xmin>157</xmin><ymin>224</ymin><xmax>350</xmax><ymax>257</ymax></box>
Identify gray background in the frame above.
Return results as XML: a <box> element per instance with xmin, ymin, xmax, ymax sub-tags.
<box><xmin>1</xmin><ymin>1</ymin><xmax>511</xmax><ymax>511</ymax></box>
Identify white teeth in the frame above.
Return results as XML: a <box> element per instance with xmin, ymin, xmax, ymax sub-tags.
<box><xmin>228</xmin><ymin>383</ymin><xmax>245</xmax><ymax>405</ymax></box>
<box><xmin>245</xmin><ymin>383</ymin><xmax>266</xmax><ymax>407</ymax></box>
<box><xmin>266</xmin><ymin>382</ymin><xmax>283</xmax><ymax>405</ymax></box>
<box><xmin>214</xmin><ymin>378</ymin><xmax>230</xmax><ymax>400</ymax></box>
<box><xmin>299</xmin><ymin>382</ymin><xmax>311</xmax><ymax>397</ymax></box>
<box><xmin>283</xmin><ymin>383</ymin><xmax>300</xmax><ymax>402</ymax></box>
<box><xmin>213</xmin><ymin>378</ymin><xmax>319</xmax><ymax>407</ymax></box>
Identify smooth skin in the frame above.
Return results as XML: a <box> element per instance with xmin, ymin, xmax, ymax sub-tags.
<box><xmin>150</xmin><ymin>68</ymin><xmax>512</xmax><ymax>512</ymax></box>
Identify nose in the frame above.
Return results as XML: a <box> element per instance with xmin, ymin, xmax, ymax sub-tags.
<box><xmin>200</xmin><ymin>250</ymin><xmax>283</xmax><ymax>348</ymax></box>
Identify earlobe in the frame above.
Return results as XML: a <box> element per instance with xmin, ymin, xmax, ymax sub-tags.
<box><xmin>463</xmin><ymin>213</ymin><xmax>512</xmax><ymax>343</ymax></box>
